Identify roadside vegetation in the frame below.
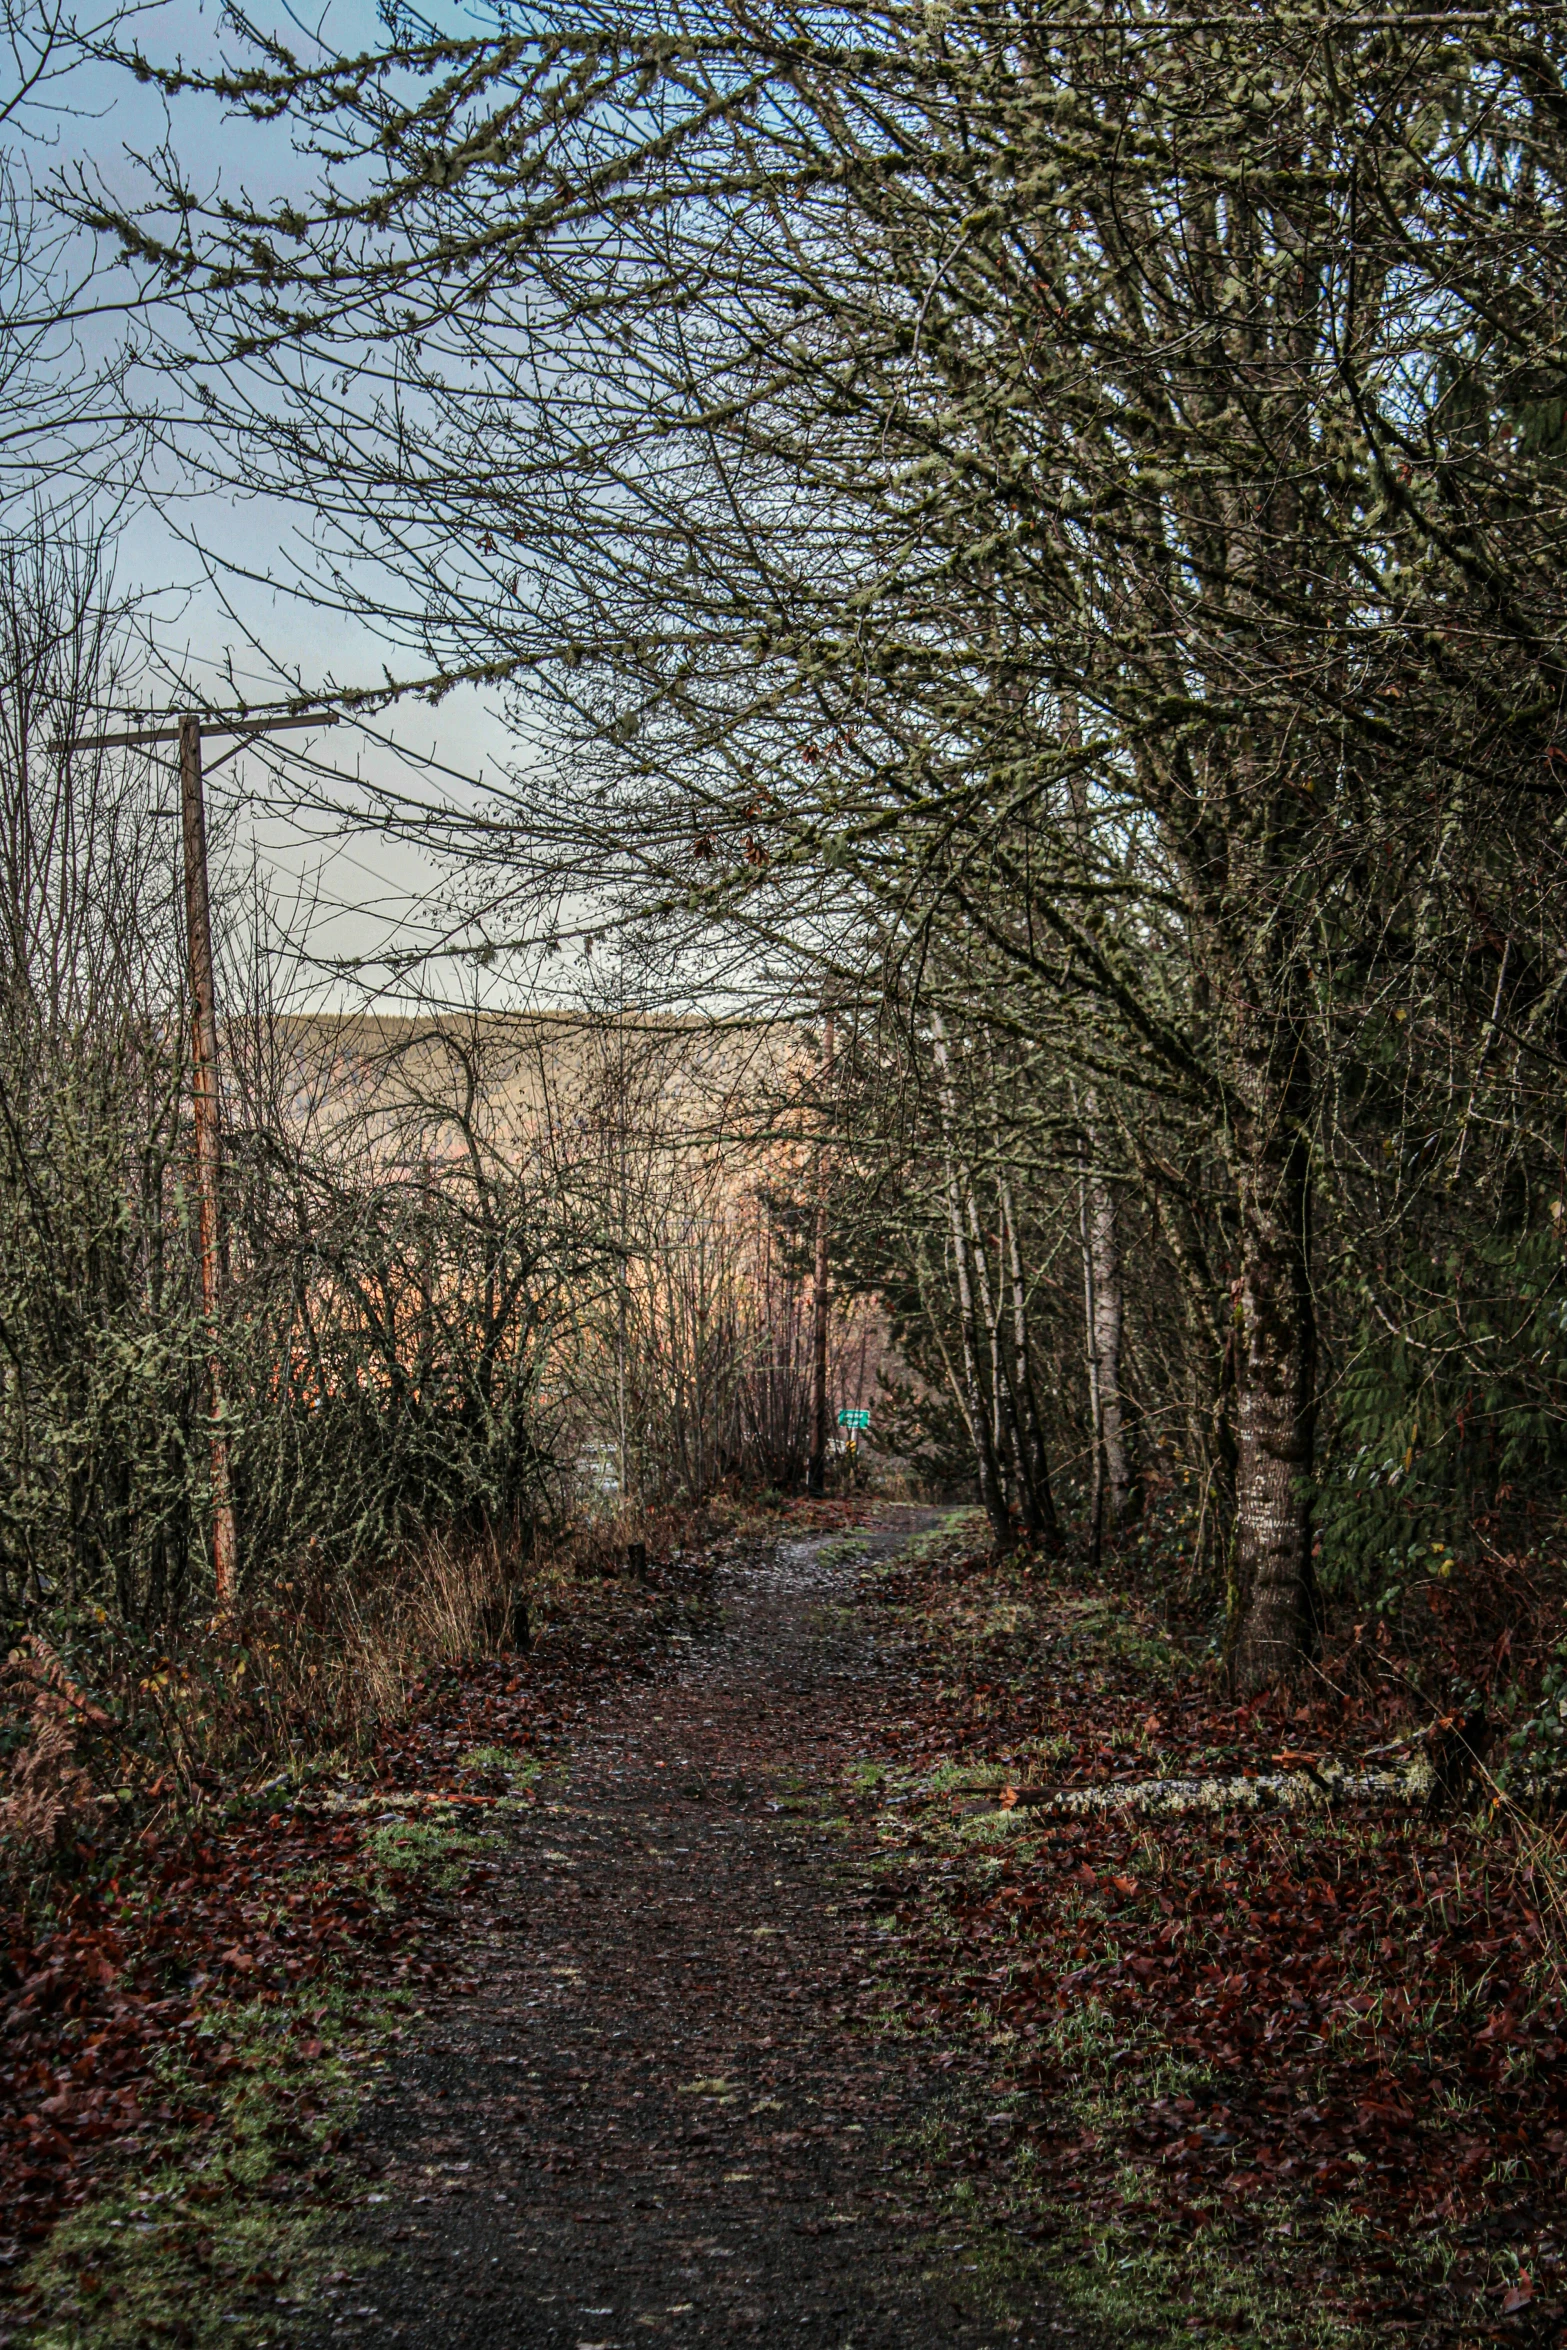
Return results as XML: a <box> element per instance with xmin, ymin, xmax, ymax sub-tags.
<box><xmin>5</xmin><ymin>1478</ymin><xmax>1565</xmax><ymax>2345</ymax></box>
<box><xmin>0</xmin><ymin>1517</ymin><xmax>751</xmax><ymax>2333</ymax></box>
<box><xmin>0</xmin><ymin>0</ymin><xmax>1566</xmax><ymax>2340</ymax></box>
<box><xmin>848</xmin><ymin>1506</ymin><xmax>1567</xmax><ymax>2346</ymax></box>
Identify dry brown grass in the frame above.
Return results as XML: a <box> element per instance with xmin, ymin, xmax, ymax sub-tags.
<box><xmin>3</xmin><ymin>1499</ymin><xmax>729</xmax><ymax>1878</ymax></box>
<box><xmin>0</xmin><ymin>1529</ymin><xmax>529</xmax><ymax>1885</ymax></box>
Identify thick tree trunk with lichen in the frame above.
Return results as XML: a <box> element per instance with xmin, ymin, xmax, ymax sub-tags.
<box><xmin>931</xmin><ymin>1014</ymin><xmax>1011</xmax><ymax>1548</ymax></box>
<box><xmin>1229</xmin><ymin>1017</ymin><xmax>1318</xmax><ymax>1693</ymax></box>
<box><xmin>1183</xmin><ymin>743</ymin><xmax>1320</xmax><ymax>1693</ymax></box>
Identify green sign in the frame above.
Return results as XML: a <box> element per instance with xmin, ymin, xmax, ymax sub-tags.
<box><xmin>837</xmin><ymin>1407</ymin><xmax>871</xmax><ymax>1431</ymax></box>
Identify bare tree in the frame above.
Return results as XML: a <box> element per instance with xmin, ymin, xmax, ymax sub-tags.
<box><xmin>74</xmin><ymin>0</ymin><xmax>1567</xmax><ymax>1676</ymax></box>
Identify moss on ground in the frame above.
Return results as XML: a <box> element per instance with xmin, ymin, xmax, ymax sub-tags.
<box><xmin>843</xmin><ymin>1553</ymin><xmax>1515</xmax><ymax>2350</ymax></box>
<box><xmin>7</xmin><ymin>1800</ymin><xmax>494</xmax><ymax>2348</ymax></box>
<box><xmin>458</xmin><ymin>1742</ymin><xmax>539</xmax><ymax>1784</ymax></box>
<box><xmin>898</xmin><ymin>1509</ymin><xmax>989</xmax><ymax>1569</ymax></box>
<box><xmin>11</xmin><ymin>1985</ymin><xmax>411</xmax><ymax>2349</ymax></box>
<box><xmin>362</xmin><ymin>1809</ymin><xmax>495</xmax><ymax>1891</ymax></box>
<box><xmin>875</xmin><ymin>2055</ymin><xmax>1379</xmax><ymax>2349</ymax></box>
<box><xmin>816</xmin><ymin>1535</ymin><xmax>873</xmax><ymax>1568</ymax></box>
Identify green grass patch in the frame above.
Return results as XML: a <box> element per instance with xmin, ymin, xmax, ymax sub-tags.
<box><xmin>9</xmin><ymin>1794</ymin><xmax>496</xmax><ymax>2345</ymax></box>
<box><xmin>897</xmin><ymin>1509</ymin><xmax>988</xmax><ymax>1568</ymax></box>
<box><xmin>816</xmin><ymin>1534</ymin><xmax>872</xmax><ymax>1568</ymax></box>
<box><xmin>363</xmin><ymin>1809</ymin><xmax>496</xmax><ymax>1891</ymax></box>
<box><xmin>1061</xmin><ymin>2188</ymin><xmax>1376</xmax><ymax>2350</ymax></box>
<box><xmin>919</xmin><ymin>1756</ymin><xmax>991</xmax><ymax>1793</ymax></box>
<box><xmin>887</xmin><ymin>2055</ymin><xmax>1376</xmax><ymax>2349</ymax></box>
<box><xmin>459</xmin><ymin>1743</ymin><xmax>539</xmax><ymax>1783</ymax></box>
<box><xmin>946</xmin><ymin>1807</ymin><xmax>1035</xmax><ymax>1844</ymax></box>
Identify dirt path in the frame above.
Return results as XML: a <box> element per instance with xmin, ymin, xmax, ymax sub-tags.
<box><xmin>313</xmin><ymin>1515</ymin><xmax>1088</xmax><ymax>2350</ymax></box>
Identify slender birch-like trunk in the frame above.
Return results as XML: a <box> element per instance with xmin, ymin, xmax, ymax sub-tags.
<box><xmin>999</xmin><ymin>1177</ymin><xmax>1062</xmax><ymax>1548</ymax></box>
<box><xmin>931</xmin><ymin>1015</ymin><xmax>1011</xmax><ymax>1546</ymax></box>
<box><xmin>1076</xmin><ymin>1139</ymin><xmax>1105</xmax><ymax>1572</ymax></box>
<box><xmin>965</xmin><ymin>1188</ymin><xmax>1009</xmax><ymax>1486</ymax></box>
<box><xmin>1081</xmin><ymin>1097</ymin><xmax>1133</xmax><ymax>1525</ymax></box>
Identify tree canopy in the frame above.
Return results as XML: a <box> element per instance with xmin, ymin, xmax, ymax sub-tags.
<box><xmin>77</xmin><ymin>0</ymin><xmax>1567</xmax><ymax>1680</ymax></box>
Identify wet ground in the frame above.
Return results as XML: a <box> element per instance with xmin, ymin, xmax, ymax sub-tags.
<box><xmin>312</xmin><ymin>1515</ymin><xmax>1096</xmax><ymax>2350</ymax></box>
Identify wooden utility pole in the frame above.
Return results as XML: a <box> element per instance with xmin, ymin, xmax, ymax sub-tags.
<box><xmin>178</xmin><ymin>716</ymin><xmax>238</xmax><ymax>1605</ymax></box>
<box><xmin>806</xmin><ymin>1002</ymin><xmax>836</xmax><ymax>1497</ymax></box>
<box><xmin>61</xmin><ymin>708</ymin><xmax>337</xmax><ymax>1607</ymax></box>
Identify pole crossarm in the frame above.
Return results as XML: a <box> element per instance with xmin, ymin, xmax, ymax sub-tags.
<box><xmin>57</xmin><ymin>710</ymin><xmax>341</xmax><ymax>753</ymax></box>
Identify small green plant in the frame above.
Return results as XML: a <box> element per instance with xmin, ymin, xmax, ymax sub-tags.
<box><xmin>459</xmin><ymin>1742</ymin><xmax>538</xmax><ymax>1782</ymax></box>
<box><xmin>817</xmin><ymin>1534</ymin><xmax>871</xmax><ymax>1567</ymax></box>
<box><xmin>363</xmin><ymin>1810</ymin><xmax>494</xmax><ymax>1890</ymax></box>
<box><xmin>1500</xmin><ymin>1639</ymin><xmax>1567</xmax><ymax>1786</ymax></box>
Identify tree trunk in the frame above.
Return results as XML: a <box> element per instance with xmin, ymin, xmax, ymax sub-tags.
<box><xmin>1083</xmin><ymin>1152</ymin><xmax>1132</xmax><ymax>1526</ymax></box>
<box><xmin>932</xmin><ymin>1015</ymin><xmax>1011</xmax><ymax>1547</ymax></box>
<box><xmin>1076</xmin><ymin>1142</ymin><xmax>1105</xmax><ymax>1572</ymax></box>
<box><xmin>965</xmin><ymin>1187</ymin><xmax>1014</xmax><ymax>1500</ymax></box>
<box><xmin>806</xmin><ymin>1006</ymin><xmax>834</xmax><ymax>1495</ymax></box>
<box><xmin>944</xmin><ymin>1156</ymin><xmax>1011</xmax><ymax>1546</ymax></box>
<box><xmin>1070</xmin><ymin>1091</ymin><xmax>1134</xmax><ymax>1527</ymax></box>
<box><xmin>1187</xmin><ymin>735</ymin><xmax>1320</xmax><ymax>1690</ymax></box>
<box><xmin>1231</xmin><ymin>1100</ymin><xmax>1318</xmax><ymax>1692</ymax></box>
<box><xmin>999</xmin><ymin>1176</ymin><xmax>1062</xmax><ymax>1548</ymax></box>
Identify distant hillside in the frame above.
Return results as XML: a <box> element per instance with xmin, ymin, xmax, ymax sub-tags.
<box><xmin>228</xmin><ymin>1008</ymin><xmax>805</xmax><ymax>1164</ymax></box>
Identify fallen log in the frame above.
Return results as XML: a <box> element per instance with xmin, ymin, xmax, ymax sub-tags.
<box><xmin>948</xmin><ymin>1753</ymin><xmax>1567</xmax><ymax>1821</ymax></box>
<box><xmin>975</xmin><ymin>1760</ymin><xmax>1436</xmax><ymax>1819</ymax></box>
<box><xmin>306</xmin><ymin>1788</ymin><xmax>507</xmax><ymax>1816</ymax></box>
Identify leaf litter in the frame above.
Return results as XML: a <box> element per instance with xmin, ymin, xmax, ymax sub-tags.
<box><xmin>5</xmin><ymin>1500</ymin><xmax>1563</xmax><ymax>2347</ymax></box>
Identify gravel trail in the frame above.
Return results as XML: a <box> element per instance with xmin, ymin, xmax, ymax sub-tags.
<box><xmin>319</xmin><ymin>1515</ymin><xmax>1090</xmax><ymax>2350</ymax></box>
